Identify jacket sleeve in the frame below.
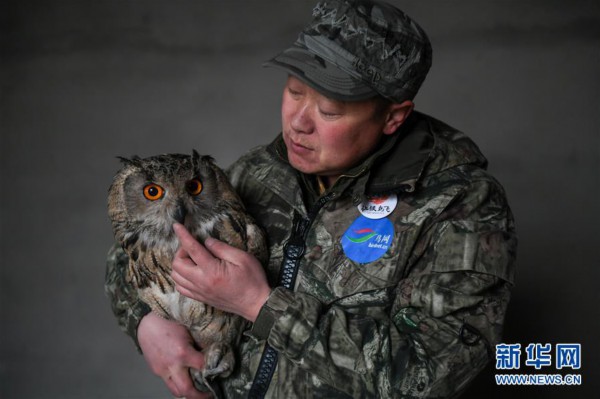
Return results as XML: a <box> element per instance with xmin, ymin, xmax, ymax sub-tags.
<box><xmin>104</xmin><ymin>243</ymin><xmax>151</xmax><ymax>352</ymax></box>
<box><xmin>249</xmin><ymin>177</ymin><xmax>516</xmax><ymax>398</ymax></box>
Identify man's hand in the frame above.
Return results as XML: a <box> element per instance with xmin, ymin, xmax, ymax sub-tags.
<box><xmin>171</xmin><ymin>223</ymin><xmax>271</xmax><ymax>322</ymax></box>
<box><xmin>138</xmin><ymin>312</ymin><xmax>210</xmax><ymax>399</ymax></box>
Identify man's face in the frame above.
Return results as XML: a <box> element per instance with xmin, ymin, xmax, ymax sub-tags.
<box><xmin>281</xmin><ymin>76</ymin><xmax>390</xmax><ymax>186</ymax></box>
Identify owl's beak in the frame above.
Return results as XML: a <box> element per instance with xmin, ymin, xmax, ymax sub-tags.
<box><xmin>173</xmin><ymin>202</ymin><xmax>187</xmax><ymax>224</ymax></box>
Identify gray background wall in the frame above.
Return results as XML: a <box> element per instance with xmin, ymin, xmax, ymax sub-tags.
<box><xmin>1</xmin><ymin>1</ymin><xmax>598</xmax><ymax>398</ymax></box>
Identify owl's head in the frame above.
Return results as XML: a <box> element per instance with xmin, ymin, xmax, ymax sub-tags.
<box><xmin>108</xmin><ymin>150</ymin><xmax>240</xmax><ymax>250</ymax></box>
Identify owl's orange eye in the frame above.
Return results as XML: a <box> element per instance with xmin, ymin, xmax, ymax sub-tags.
<box><xmin>143</xmin><ymin>184</ymin><xmax>164</xmax><ymax>201</ymax></box>
<box><xmin>186</xmin><ymin>178</ymin><xmax>203</xmax><ymax>196</ymax></box>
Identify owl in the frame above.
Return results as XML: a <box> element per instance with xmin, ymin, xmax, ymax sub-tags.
<box><xmin>107</xmin><ymin>150</ymin><xmax>267</xmax><ymax>394</ymax></box>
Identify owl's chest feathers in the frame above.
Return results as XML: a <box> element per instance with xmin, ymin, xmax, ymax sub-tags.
<box><xmin>123</xmin><ymin>212</ymin><xmax>226</xmax><ymax>288</ymax></box>
<box><xmin>123</xmin><ymin>213</ymin><xmax>233</xmax><ymax>328</ymax></box>
<box><xmin>126</xmin><ymin>249</ymin><xmax>173</xmax><ymax>313</ymax></box>
<box><xmin>126</xmin><ymin>247</ymin><xmax>214</xmax><ymax>330</ymax></box>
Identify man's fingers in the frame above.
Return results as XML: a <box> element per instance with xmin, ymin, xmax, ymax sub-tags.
<box><xmin>168</xmin><ymin>368</ymin><xmax>210</xmax><ymax>399</ymax></box>
<box><xmin>165</xmin><ymin>370</ymin><xmax>194</xmax><ymax>398</ymax></box>
<box><xmin>164</xmin><ymin>359</ymin><xmax>208</xmax><ymax>399</ymax></box>
<box><xmin>184</xmin><ymin>349</ymin><xmax>206</xmax><ymax>371</ymax></box>
<box><xmin>173</xmin><ymin>223</ymin><xmax>254</xmax><ymax>269</ymax></box>
<box><xmin>204</xmin><ymin>237</ymin><xmax>250</xmax><ymax>266</ymax></box>
<box><xmin>173</xmin><ymin>223</ymin><xmax>214</xmax><ymax>264</ymax></box>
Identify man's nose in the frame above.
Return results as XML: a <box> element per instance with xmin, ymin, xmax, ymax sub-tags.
<box><xmin>290</xmin><ymin>103</ymin><xmax>314</xmax><ymax>134</ymax></box>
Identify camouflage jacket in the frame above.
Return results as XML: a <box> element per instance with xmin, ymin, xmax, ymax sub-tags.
<box><xmin>105</xmin><ymin>111</ymin><xmax>516</xmax><ymax>398</ymax></box>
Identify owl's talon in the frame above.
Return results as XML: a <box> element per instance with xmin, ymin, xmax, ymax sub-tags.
<box><xmin>203</xmin><ymin>343</ymin><xmax>234</xmax><ymax>379</ymax></box>
<box><xmin>190</xmin><ymin>367</ymin><xmax>223</xmax><ymax>398</ymax></box>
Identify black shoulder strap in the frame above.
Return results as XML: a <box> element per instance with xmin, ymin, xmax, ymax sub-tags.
<box><xmin>248</xmin><ymin>194</ymin><xmax>334</xmax><ymax>398</ymax></box>
<box><xmin>248</xmin><ymin>213</ymin><xmax>307</xmax><ymax>398</ymax></box>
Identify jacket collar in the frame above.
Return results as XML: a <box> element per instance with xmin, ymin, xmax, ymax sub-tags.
<box><xmin>267</xmin><ymin>112</ymin><xmax>433</xmax><ymax>201</ymax></box>
<box><xmin>265</xmin><ymin>111</ymin><xmax>487</xmax><ymax>204</ymax></box>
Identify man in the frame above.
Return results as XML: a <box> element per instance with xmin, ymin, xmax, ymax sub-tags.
<box><xmin>106</xmin><ymin>1</ymin><xmax>516</xmax><ymax>398</ymax></box>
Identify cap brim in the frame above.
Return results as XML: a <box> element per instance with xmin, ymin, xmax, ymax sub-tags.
<box><xmin>264</xmin><ymin>44</ymin><xmax>377</xmax><ymax>102</ymax></box>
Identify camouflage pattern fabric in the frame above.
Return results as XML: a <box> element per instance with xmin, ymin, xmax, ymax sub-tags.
<box><xmin>266</xmin><ymin>0</ymin><xmax>432</xmax><ymax>102</ymax></box>
<box><xmin>105</xmin><ymin>111</ymin><xmax>516</xmax><ymax>398</ymax></box>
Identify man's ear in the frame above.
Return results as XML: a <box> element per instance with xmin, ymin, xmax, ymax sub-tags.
<box><xmin>383</xmin><ymin>100</ymin><xmax>414</xmax><ymax>135</ymax></box>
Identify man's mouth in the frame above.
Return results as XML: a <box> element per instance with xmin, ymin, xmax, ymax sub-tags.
<box><xmin>288</xmin><ymin>136</ymin><xmax>313</xmax><ymax>152</ymax></box>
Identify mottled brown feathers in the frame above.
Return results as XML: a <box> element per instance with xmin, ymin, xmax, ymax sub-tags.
<box><xmin>107</xmin><ymin>150</ymin><xmax>267</xmax><ymax>389</ymax></box>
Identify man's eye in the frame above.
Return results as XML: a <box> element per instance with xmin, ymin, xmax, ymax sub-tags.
<box><xmin>319</xmin><ymin>109</ymin><xmax>340</xmax><ymax>118</ymax></box>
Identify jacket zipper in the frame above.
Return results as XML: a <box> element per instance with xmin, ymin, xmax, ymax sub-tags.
<box><xmin>249</xmin><ymin>192</ymin><xmax>336</xmax><ymax>399</ymax></box>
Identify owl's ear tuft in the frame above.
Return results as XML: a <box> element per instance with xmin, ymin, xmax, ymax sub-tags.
<box><xmin>201</xmin><ymin>155</ymin><xmax>215</xmax><ymax>164</ymax></box>
<box><xmin>192</xmin><ymin>150</ymin><xmax>200</xmax><ymax>163</ymax></box>
<box><xmin>191</xmin><ymin>150</ymin><xmax>215</xmax><ymax>167</ymax></box>
<box><xmin>117</xmin><ymin>156</ymin><xmax>142</xmax><ymax>167</ymax></box>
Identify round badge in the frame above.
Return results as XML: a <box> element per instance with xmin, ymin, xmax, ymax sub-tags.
<box><xmin>341</xmin><ymin>216</ymin><xmax>395</xmax><ymax>264</ymax></box>
<box><xmin>357</xmin><ymin>194</ymin><xmax>398</xmax><ymax>219</ymax></box>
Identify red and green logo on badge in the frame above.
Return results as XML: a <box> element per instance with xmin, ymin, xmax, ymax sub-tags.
<box><xmin>341</xmin><ymin>194</ymin><xmax>397</xmax><ymax>264</ymax></box>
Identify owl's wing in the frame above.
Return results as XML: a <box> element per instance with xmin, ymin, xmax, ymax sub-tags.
<box><xmin>128</xmin><ymin>248</ymin><xmax>177</xmax><ymax>319</ymax></box>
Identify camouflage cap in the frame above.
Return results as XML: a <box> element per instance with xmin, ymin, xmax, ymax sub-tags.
<box><xmin>265</xmin><ymin>0</ymin><xmax>432</xmax><ymax>102</ymax></box>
